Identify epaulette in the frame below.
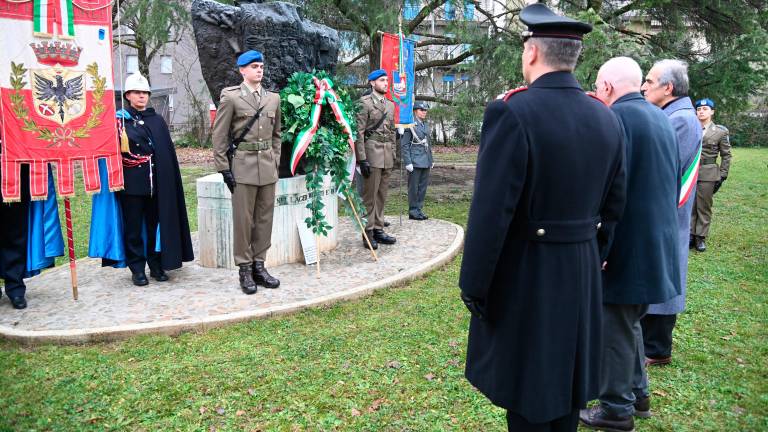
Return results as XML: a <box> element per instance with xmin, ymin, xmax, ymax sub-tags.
<box><xmin>587</xmin><ymin>92</ymin><xmax>606</xmax><ymax>105</ymax></box>
<box><xmin>716</xmin><ymin>124</ymin><xmax>729</xmax><ymax>133</ymax></box>
<box><xmin>222</xmin><ymin>85</ymin><xmax>239</xmax><ymax>93</ymax></box>
<box><xmin>497</xmin><ymin>86</ymin><xmax>528</xmax><ymax>101</ymax></box>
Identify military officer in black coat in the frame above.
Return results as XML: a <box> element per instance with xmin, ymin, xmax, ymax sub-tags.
<box><xmin>117</xmin><ymin>73</ymin><xmax>194</xmax><ymax>286</ymax></box>
<box><xmin>459</xmin><ymin>4</ymin><xmax>626</xmax><ymax>431</ymax></box>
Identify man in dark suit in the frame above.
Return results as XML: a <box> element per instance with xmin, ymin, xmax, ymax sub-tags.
<box><xmin>579</xmin><ymin>57</ymin><xmax>681</xmax><ymax>432</ymax></box>
<box><xmin>459</xmin><ymin>4</ymin><xmax>626</xmax><ymax>431</ymax></box>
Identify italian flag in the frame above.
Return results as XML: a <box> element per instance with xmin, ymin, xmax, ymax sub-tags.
<box><xmin>678</xmin><ymin>145</ymin><xmax>701</xmax><ymax>208</ymax></box>
<box><xmin>34</xmin><ymin>0</ymin><xmax>75</xmax><ymax>38</ymax></box>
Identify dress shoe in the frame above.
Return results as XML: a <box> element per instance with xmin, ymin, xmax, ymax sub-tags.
<box><xmin>373</xmin><ymin>229</ymin><xmax>396</xmax><ymax>245</ymax></box>
<box><xmin>9</xmin><ymin>296</ymin><xmax>27</xmax><ymax>310</ymax></box>
<box><xmin>150</xmin><ymin>270</ymin><xmax>169</xmax><ymax>282</ymax></box>
<box><xmin>132</xmin><ymin>272</ymin><xmax>149</xmax><ymax>286</ymax></box>
<box><xmin>383</xmin><ymin>221</ymin><xmax>391</xmax><ymax>227</ymax></box>
<box><xmin>363</xmin><ymin>231</ymin><xmax>378</xmax><ymax>250</ymax></box>
<box><xmin>239</xmin><ymin>263</ymin><xmax>258</xmax><ymax>295</ymax></box>
<box><xmin>694</xmin><ymin>236</ymin><xmax>706</xmax><ymax>252</ymax></box>
<box><xmin>580</xmin><ymin>405</ymin><xmax>635</xmax><ymax>432</ymax></box>
<box><xmin>409</xmin><ymin>213</ymin><xmax>424</xmax><ymax>220</ymax></box>
<box><xmin>644</xmin><ymin>356</ymin><xmax>671</xmax><ymax>367</ymax></box>
<box><xmin>633</xmin><ymin>396</ymin><xmax>651</xmax><ymax>418</ymax></box>
<box><xmin>418</xmin><ymin>211</ymin><xmax>429</xmax><ymax>220</ymax></box>
<box><xmin>253</xmin><ymin>260</ymin><xmax>280</xmax><ymax>288</ymax></box>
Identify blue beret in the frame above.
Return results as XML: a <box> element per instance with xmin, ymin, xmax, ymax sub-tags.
<box><xmin>367</xmin><ymin>69</ymin><xmax>387</xmax><ymax>81</ymax></box>
<box><xmin>695</xmin><ymin>98</ymin><xmax>715</xmax><ymax>109</ymax></box>
<box><xmin>414</xmin><ymin>101</ymin><xmax>430</xmax><ymax>110</ymax></box>
<box><xmin>237</xmin><ymin>50</ymin><xmax>264</xmax><ymax>67</ymax></box>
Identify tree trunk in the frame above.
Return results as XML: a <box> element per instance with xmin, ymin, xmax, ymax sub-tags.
<box><xmin>136</xmin><ymin>41</ymin><xmax>151</xmax><ymax>85</ymax></box>
<box><xmin>368</xmin><ymin>33</ymin><xmax>381</xmax><ymax>72</ymax></box>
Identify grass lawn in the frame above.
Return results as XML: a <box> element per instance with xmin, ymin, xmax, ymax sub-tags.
<box><xmin>1</xmin><ymin>148</ymin><xmax>766</xmax><ymax>431</ymax></box>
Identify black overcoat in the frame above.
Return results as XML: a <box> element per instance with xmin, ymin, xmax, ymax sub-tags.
<box><xmin>119</xmin><ymin>107</ymin><xmax>194</xmax><ymax>270</ymax></box>
<box><xmin>603</xmin><ymin>93</ymin><xmax>681</xmax><ymax>305</ymax></box>
<box><xmin>459</xmin><ymin>72</ymin><xmax>627</xmax><ymax>423</ymax></box>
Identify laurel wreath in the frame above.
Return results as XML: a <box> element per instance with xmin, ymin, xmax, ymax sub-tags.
<box><xmin>9</xmin><ymin>61</ymin><xmax>106</xmax><ymax>145</ymax></box>
<box><xmin>280</xmin><ymin>71</ymin><xmax>366</xmax><ymax>236</ymax></box>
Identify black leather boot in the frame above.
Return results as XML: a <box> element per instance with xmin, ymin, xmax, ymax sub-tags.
<box><xmin>363</xmin><ymin>231</ymin><xmax>378</xmax><ymax>250</ymax></box>
<box><xmin>239</xmin><ymin>263</ymin><xmax>258</xmax><ymax>295</ymax></box>
<box><xmin>695</xmin><ymin>236</ymin><xmax>707</xmax><ymax>252</ymax></box>
<box><xmin>253</xmin><ymin>260</ymin><xmax>280</xmax><ymax>288</ymax></box>
<box><xmin>373</xmin><ymin>229</ymin><xmax>396</xmax><ymax>245</ymax></box>
<box><xmin>132</xmin><ymin>271</ymin><xmax>149</xmax><ymax>286</ymax></box>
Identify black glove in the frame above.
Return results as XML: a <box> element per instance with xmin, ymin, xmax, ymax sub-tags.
<box><xmin>359</xmin><ymin>160</ymin><xmax>372</xmax><ymax>178</ymax></box>
<box><xmin>713</xmin><ymin>177</ymin><xmax>726</xmax><ymax>194</ymax></box>
<box><xmin>460</xmin><ymin>291</ymin><xmax>487</xmax><ymax>321</ymax></box>
<box><xmin>220</xmin><ymin>170</ymin><xmax>236</xmax><ymax>194</ymax></box>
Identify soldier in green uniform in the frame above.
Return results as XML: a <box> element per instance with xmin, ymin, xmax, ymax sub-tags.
<box><xmin>212</xmin><ymin>50</ymin><xmax>281</xmax><ymax>294</ymax></box>
<box><xmin>691</xmin><ymin>98</ymin><xmax>731</xmax><ymax>252</ymax></box>
<box><xmin>355</xmin><ymin>69</ymin><xmax>397</xmax><ymax>250</ymax></box>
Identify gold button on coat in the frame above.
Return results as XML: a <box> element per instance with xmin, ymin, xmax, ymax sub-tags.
<box><xmin>536</xmin><ymin>229</ymin><xmax>545</xmax><ymax>236</ymax></box>
<box><xmin>596</xmin><ymin>222</ymin><xmax>602</xmax><ymax>229</ymax></box>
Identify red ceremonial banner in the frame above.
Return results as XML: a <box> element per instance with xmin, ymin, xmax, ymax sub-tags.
<box><xmin>0</xmin><ymin>0</ymin><xmax>121</xmax><ymax>201</ymax></box>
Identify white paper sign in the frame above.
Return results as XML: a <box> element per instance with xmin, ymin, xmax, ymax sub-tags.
<box><xmin>297</xmin><ymin>221</ymin><xmax>318</xmax><ymax>265</ymax></box>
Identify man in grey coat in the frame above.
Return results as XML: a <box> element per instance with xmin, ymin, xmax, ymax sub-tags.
<box><xmin>580</xmin><ymin>57</ymin><xmax>681</xmax><ymax>432</ymax></box>
<box><xmin>640</xmin><ymin>59</ymin><xmax>703</xmax><ymax>366</ymax></box>
<box><xmin>400</xmin><ymin>101</ymin><xmax>434</xmax><ymax>220</ymax></box>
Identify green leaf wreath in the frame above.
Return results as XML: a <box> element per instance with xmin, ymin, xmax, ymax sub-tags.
<box><xmin>280</xmin><ymin>70</ymin><xmax>367</xmax><ymax>236</ymax></box>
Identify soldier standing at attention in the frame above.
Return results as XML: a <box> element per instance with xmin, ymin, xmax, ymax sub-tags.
<box><xmin>212</xmin><ymin>50</ymin><xmax>281</xmax><ymax>295</ymax></box>
<box><xmin>355</xmin><ymin>69</ymin><xmax>397</xmax><ymax>250</ymax></box>
<box><xmin>691</xmin><ymin>98</ymin><xmax>731</xmax><ymax>252</ymax></box>
<box><xmin>401</xmin><ymin>101</ymin><xmax>434</xmax><ymax>220</ymax></box>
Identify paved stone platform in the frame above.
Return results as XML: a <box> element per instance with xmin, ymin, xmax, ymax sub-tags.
<box><xmin>0</xmin><ymin>217</ymin><xmax>463</xmax><ymax>345</ymax></box>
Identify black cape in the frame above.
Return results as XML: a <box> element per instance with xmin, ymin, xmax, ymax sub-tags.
<box><xmin>115</xmin><ymin>107</ymin><xmax>194</xmax><ymax>270</ymax></box>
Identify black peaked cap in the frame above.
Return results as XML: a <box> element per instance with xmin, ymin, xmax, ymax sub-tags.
<box><xmin>520</xmin><ymin>3</ymin><xmax>592</xmax><ymax>41</ymax></box>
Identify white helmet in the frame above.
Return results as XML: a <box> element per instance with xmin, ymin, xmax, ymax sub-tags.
<box><xmin>124</xmin><ymin>73</ymin><xmax>151</xmax><ymax>93</ymax></box>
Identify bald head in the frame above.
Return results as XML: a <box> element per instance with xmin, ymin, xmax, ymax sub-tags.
<box><xmin>595</xmin><ymin>57</ymin><xmax>643</xmax><ymax>105</ymax></box>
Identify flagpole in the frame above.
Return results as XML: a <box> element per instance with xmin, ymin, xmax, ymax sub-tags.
<box><xmin>64</xmin><ymin>198</ymin><xmax>78</xmax><ymax>300</ymax></box>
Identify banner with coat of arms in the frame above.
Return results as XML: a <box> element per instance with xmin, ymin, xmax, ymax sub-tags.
<box><xmin>0</xmin><ymin>0</ymin><xmax>121</xmax><ymax>201</ymax></box>
<box><xmin>380</xmin><ymin>32</ymin><xmax>416</xmax><ymax>129</ymax></box>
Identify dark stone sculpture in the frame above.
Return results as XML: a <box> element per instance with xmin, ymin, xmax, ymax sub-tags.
<box><xmin>191</xmin><ymin>0</ymin><xmax>340</xmax><ymax>104</ymax></box>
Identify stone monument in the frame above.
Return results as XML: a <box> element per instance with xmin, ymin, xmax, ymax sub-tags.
<box><xmin>191</xmin><ymin>0</ymin><xmax>340</xmax><ymax>101</ymax></box>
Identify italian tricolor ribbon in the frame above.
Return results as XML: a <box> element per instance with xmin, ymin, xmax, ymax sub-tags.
<box><xmin>34</xmin><ymin>0</ymin><xmax>75</xmax><ymax>38</ymax></box>
<box><xmin>289</xmin><ymin>76</ymin><xmax>356</xmax><ymax>187</ymax></box>
<box><xmin>678</xmin><ymin>144</ymin><xmax>701</xmax><ymax>207</ymax></box>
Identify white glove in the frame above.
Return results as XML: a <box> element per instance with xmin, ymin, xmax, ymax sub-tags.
<box><xmin>406</xmin><ymin>164</ymin><xmax>414</xmax><ymax>172</ymax></box>
<box><xmin>431</xmin><ymin>163</ymin><xmax>435</xmax><ymax>169</ymax></box>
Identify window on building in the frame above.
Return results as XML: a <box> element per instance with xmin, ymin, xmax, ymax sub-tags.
<box><xmin>126</xmin><ymin>55</ymin><xmax>138</xmax><ymax>74</ymax></box>
<box><xmin>444</xmin><ymin>0</ymin><xmax>455</xmax><ymax>20</ymax></box>
<box><xmin>463</xmin><ymin>0</ymin><xmax>474</xmax><ymax>20</ymax></box>
<box><xmin>160</xmin><ymin>56</ymin><xmax>173</xmax><ymax>74</ymax></box>
<box><xmin>403</xmin><ymin>0</ymin><xmax>419</xmax><ymax>20</ymax></box>
<box><xmin>443</xmin><ymin>74</ymin><xmax>455</xmax><ymax>95</ymax></box>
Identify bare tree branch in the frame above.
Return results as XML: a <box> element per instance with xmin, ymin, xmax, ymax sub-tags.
<box><xmin>406</xmin><ymin>0</ymin><xmax>446</xmax><ymax>33</ymax></box>
<box><xmin>415</xmin><ymin>47</ymin><xmax>483</xmax><ymax>71</ymax></box>
<box><xmin>343</xmin><ymin>51</ymin><xmax>369</xmax><ymax>66</ymax></box>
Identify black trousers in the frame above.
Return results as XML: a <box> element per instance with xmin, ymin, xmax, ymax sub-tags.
<box><xmin>506</xmin><ymin>409</ymin><xmax>579</xmax><ymax>432</ymax></box>
<box><xmin>119</xmin><ymin>193</ymin><xmax>161</xmax><ymax>275</ymax></box>
<box><xmin>0</xmin><ymin>199</ymin><xmax>29</xmax><ymax>298</ymax></box>
<box><xmin>641</xmin><ymin>313</ymin><xmax>677</xmax><ymax>359</ymax></box>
